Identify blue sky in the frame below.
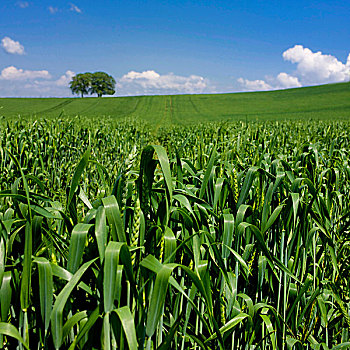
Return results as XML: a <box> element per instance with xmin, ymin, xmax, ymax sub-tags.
<box><xmin>0</xmin><ymin>0</ymin><xmax>349</xmax><ymax>96</ymax></box>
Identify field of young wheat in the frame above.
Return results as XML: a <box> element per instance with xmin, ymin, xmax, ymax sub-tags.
<box><xmin>0</xmin><ymin>117</ymin><xmax>350</xmax><ymax>349</ymax></box>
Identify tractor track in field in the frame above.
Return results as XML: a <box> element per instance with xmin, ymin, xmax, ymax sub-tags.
<box><xmin>76</xmin><ymin>99</ymin><xmax>101</xmax><ymax>114</ymax></box>
<box><xmin>187</xmin><ymin>95</ymin><xmax>213</xmax><ymax>122</ymax></box>
<box><xmin>35</xmin><ymin>99</ymin><xmax>74</xmax><ymax>115</ymax></box>
<box><xmin>152</xmin><ymin>96</ymin><xmax>173</xmax><ymax>136</ymax></box>
<box><xmin>125</xmin><ymin>97</ymin><xmax>141</xmax><ymax>117</ymax></box>
<box><xmin>188</xmin><ymin>95</ymin><xmax>201</xmax><ymax>115</ymax></box>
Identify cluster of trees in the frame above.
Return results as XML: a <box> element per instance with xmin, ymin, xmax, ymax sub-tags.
<box><xmin>69</xmin><ymin>72</ymin><xmax>116</xmax><ymax>97</ymax></box>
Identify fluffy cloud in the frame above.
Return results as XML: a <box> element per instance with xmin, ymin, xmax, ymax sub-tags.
<box><xmin>237</xmin><ymin>78</ymin><xmax>272</xmax><ymax>91</ymax></box>
<box><xmin>56</xmin><ymin>70</ymin><xmax>75</xmax><ymax>86</ymax></box>
<box><xmin>283</xmin><ymin>45</ymin><xmax>350</xmax><ymax>84</ymax></box>
<box><xmin>238</xmin><ymin>73</ymin><xmax>302</xmax><ymax>91</ymax></box>
<box><xmin>0</xmin><ymin>66</ymin><xmax>51</xmax><ymax>80</ymax></box>
<box><xmin>0</xmin><ymin>67</ymin><xmax>75</xmax><ymax>97</ymax></box>
<box><xmin>276</xmin><ymin>73</ymin><xmax>302</xmax><ymax>88</ymax></box>
<box><xmin>69</xmin><ymin>3</ymin><xmax>82</xmax><ymax>13</ymax></box>
<box><xmin>1</xmin><ymin>37</ymin><xmax>25</xmax><ymax>55</ymax></box>
<box><xmin>48</xmin><ymin>6</ymin><xmax>58</xmax><ymax>14</ymax></box>
<box><xmin>17</xmin><ymin>1</ymin><xmax>29</xmax><ymax>8</ymax></box>
<box><xmin>238</xmin><ymin>45</ymin><xmax>350</xmax><ymax>91</ymax></box>
<box><xmin>119</xmin><ymin>70</ymin><xmax>208</xmax><ymax>95</ymax></box>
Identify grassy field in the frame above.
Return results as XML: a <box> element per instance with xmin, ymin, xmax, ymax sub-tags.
<box><xmin>1</xmin><ymin>83</ymin><xmax>350</xmax><ymax>349</ymax></box>
<box><xmin>1</xmin><ymin>115</ymin><xmax>350</xmax><ymax>349</ymax></box>
<box><xmin>0</xmin><ymin>82</ymin><xmax>349</xmax><ymax>124</ymax></box>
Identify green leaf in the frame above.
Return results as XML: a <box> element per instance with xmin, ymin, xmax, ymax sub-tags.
<box><xmin>205</xmin><ymin>313</ymin><xmax>250</xmax><ymax>342</ymax></box>
<box><xmin>20</xmin><ymin>221</ymin><xmax>32</xmax><ymax>310</ymax></box>
<box><xmin>103</xmin><ymin>312</ymin><xmax>111</xmax><ymax>350</ymax></box>
<box><xmin>146</xmin><ymin>264</ymin><xmax>175</xmax><ymax>338</ymax></box>
<box><xmin>222</xmin><ymin>213</ymin><xmax>234</xmax><ymax>259</ymax></box>
<box><xmin>332</xmin><ymin>343</ymin><xmax>350</xmax><ymax>350</ymax></box>
<box><xmin>95</xmin><ymin>205</ymin><xmax>107</xmax><ymax>262</ymax></box>
<box><xmin>114</xmin><ymin>306</ymin><xmax>138</xmax><ymax>350</ymax></box>
<box><xmin>68</xmin><ymin>306</ymin><xmax>100</xmax><ymax>350</ymax></box>
<box><xmin>164</xmin><ymin>226</ymin><xmax>177</xmax><ymax>263</ymax></box>
<box><xmin>51</xmin><ymin>258</ymin><xmax>97</xmax><ymax>350</ymax></box>
<box><xmin>67</xmin><ymin>147</ymin><xmax>91</xmax><ymax>209</ymax></box>
<box><xmin>262</xmin><ymin>204</ymin><xmax>284</xmax><ymax>234</ymax></box>
<box><xmin>237</xmin><ymin>167</ymin><xmax>259</xmax><ymax>207</ymax></box>
<box><xmin>67</xmin><ymin>223</ymin><xmax>92</xmax><ymax>273</ymax></box>
<box><xmin>62</xmin><ymin>311</ymin><xmax>88</xmax><ymax>342</ymax></box>
<box><xmin>286</xmin><ymin>274</ymin><xmax>313</xmax><ymax>323</ymax></box>
<box><xmin>157</xmin><ymin>311</ymin><xmax>183</xmax><ymax>350</ymax></box>
<box><xmin>199</xmin><ymin>146</ymin><xmax>216</xmax><ymax>199</ymax></box>
<box><xmin>0</xmin><ymin>322</ymin><xmax>29</xmax><ymax>350</ymax></box>
<box><xmin>34</xmin><ymin>257</ymin><xmax>53</xmax><ymax>332</ymax></box>
<box><xmin>152</xmin><ymin>145</ymin><xmax>173</xmax><ymax>204</ymax></box>
<box><xmin>0</xmin><ymin>271</ymin><xmax>12</xmax><ymax>322</ymax></box>
<box><xmin>260</xmin><ymin>313</ymin><xmax>277</xmax><ymax>350</ymax></box>
<box><xmin>102</xmin><ymin>195</ymin><xmax>126</xmax><ymax>242</ymax></box>
<box><xmin>104</xmin><ymin>242</ymin><xmax>121</xmax><ymax>313</ymax></box>
<box><xmin>0</xmin><ymin>237</ymin><xmax>5</xmax><ymax>291</ymax></box>
<box><xmin>238</xmin><ymin>222</ymin><xmax>299</xmax><ymax>282</ymax></box>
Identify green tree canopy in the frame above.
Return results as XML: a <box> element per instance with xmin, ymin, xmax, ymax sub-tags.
<box><xmin>69</xmin><ymin>73</ymin><xmax>92</xmax><ymax>98</ymax></box>
<box><xmin>89</xmin><ymin>72</ymin><xmax>116</xmax><ymax>97</ymax></box>
<box><xmin>69</xmin><ymin>72</ymin><xmax>116</xmax><ymax>98</ymax></box>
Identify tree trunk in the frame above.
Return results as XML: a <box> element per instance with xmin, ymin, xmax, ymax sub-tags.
<box><xmin>81</xmin><ymin>92</ymin><xmax>84</xmax><ymax>98</ymax></box>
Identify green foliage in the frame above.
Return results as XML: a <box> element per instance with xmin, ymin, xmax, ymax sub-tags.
<box><xmin>69</xmin><ymin>73</ymin><xmax>92</xmax><ymax>98</ymax></box>
<box><xmin>69</xmin><ymin>72</ymin><xmax>116</xmax><ymax>98</ymax></box>
<box><xmin>1</xmin><ymin>117</ymin><xmax>350</xmax><ymax>349</ymax></box>
<box><xmin>89</xmin><ymin>71</ymin><xmax>116</xmax><ymax>97</ymax></box>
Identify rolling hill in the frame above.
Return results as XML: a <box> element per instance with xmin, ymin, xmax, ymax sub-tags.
<box><xmin>0</xmin><ymin>82</ymin><xmax>349</xmax><ymax>124</ymax></box>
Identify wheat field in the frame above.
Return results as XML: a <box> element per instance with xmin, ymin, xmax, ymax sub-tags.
<box><xmin>0</xmin><ymin>117</ymin><xmax>350</xmax><ymax>349</ymax></box>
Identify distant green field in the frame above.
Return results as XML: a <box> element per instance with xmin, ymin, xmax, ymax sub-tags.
<box><xmin>0</xmin><ymin>82</ymin><xmax>349</xmax><ymax>124</ymax></box>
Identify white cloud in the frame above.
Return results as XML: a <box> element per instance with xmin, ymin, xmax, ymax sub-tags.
<box><xmin>238</xmin><ymin>73</ymin><xmax>301</xmax><ymax>91</ymax></box>
<box><xmin>276</xmin><ymin>72</ymin><xmax>302</xmax><ymax>88</ymax></box>
<box><xmin>17</xmin><ymin>1</ymin><xmax>29</xmax><ymax>8</ymax></box>
<box><xmin>238</xmin><ymin>45</ymin><xmax>350</xmax><ymax>91</ymax></box>
<box><xmin>0</xmin><ymin>66</ymin><xmax>51</xmax><ymax>80</ymax></box>
<box><xmin>48</xmin><ymin>6</ymin><xmax>58</xmax><ymax>14</ymax></box>
<box><xmin>283</xmin><ymin>45</ymin><xmax>350</xmax><ymax>84</ymax></box>
<box><xmin>69</xmin><ymin>3</ymin><xmax>82</xmax><ymax>13</ymax></box>
<box><xmin>0</xmin><ymin>67</ymin><xmax>76</xmax><ymax>97</ymax></box>
<box><xmin>237</xmin><ymin>78</ymin><xmax>272</xmax><ymax>91</ymax></box>
<box><xmin>119</xmin><ymin>70</ymin><xmax>208</xmax><ymax>95</ymax></box>
<box><xmin>56</xmin><ymin>70</ymin><xmax>75</xmax><ymax>86</ymax></box>
<box><xmin>1</xmin><ymin>37</ymin><xmax>25</xmax><ymax>55</ymax></box>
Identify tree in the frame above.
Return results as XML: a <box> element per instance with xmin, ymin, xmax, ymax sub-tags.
<box><xmin>89</xmin><ymin>72</ymin><xmax>116</xmax><ymax>97</ymax></box>
<box><xmin>69</xmin><ymin>73</ymin><xmax>92</xmax><ymax>98</ymax></box>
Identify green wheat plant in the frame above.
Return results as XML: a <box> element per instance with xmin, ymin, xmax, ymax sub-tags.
<box><xmin>0</xmin><ymin>117</ymin><xmax>349</xmax><ymax>349</ymax></box>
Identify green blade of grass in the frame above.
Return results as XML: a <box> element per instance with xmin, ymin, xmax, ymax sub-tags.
<box><xmin>0</xmin><ymin>322</ymin><xmax>29</xmax><ymax>350</ymax></box>
<box><xmin>95</xmin><ymin>205</ymin><xmax>107</xmax><ymax>262</ymax></box>
<box><xmin>199</xmin><ymin>146</ymin><xmax>216</xmax><ymax>199</ymax></box>
<box><xmin>67</xmin><ymin>223</ymin><xmax>92</xmax><ymax>273</ymax></box>
<box><xmin>146</xmin><ymin>264</ymin><xmax>175</xmax><ymax>338</ymax></box>
<box><xmin>102</xmin><ymin>195</ymin><xmax>126</xmax><ymax>242</ymax></box>
<box><xmin>51</xmin><ymin>258</ymin><xmax>97</xmax><ymax>350</ymax></box>
<box><xmin>67</xmin><ymin>306</ymin><xmax>100</xmax><ymax>350</ymax></box>
<box><xmin>20</xmin><ymin>221</ymin><xmax>32</xmax><ymax>311</ymax></box>
<box><xmin>0</xmin><ymin>271</ymin><xmax>12</xmax><ymax>322</ymax></box>
<box><xmin>104</xmin><ymin>242</ymin><xmax>121</xmax><ymax>313</ymax></box>
<box><xmin>67</xmin><ymin>146</ymin><xmax>91</xmax><ymax>209</ymax></box>
<box><xmin>114</xmin><ymin>306</ymin><xmax>138</xmax><ymax>350</ymax></box>
<box><xmin>62</xmin><ymin>311</ymin><xmax>88</xmax><ymax>342</ymax></box>
<box><xmin>34</xmin><ymin>257</ymin><xmax>53</xmax><ymax>333</ymax></box>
